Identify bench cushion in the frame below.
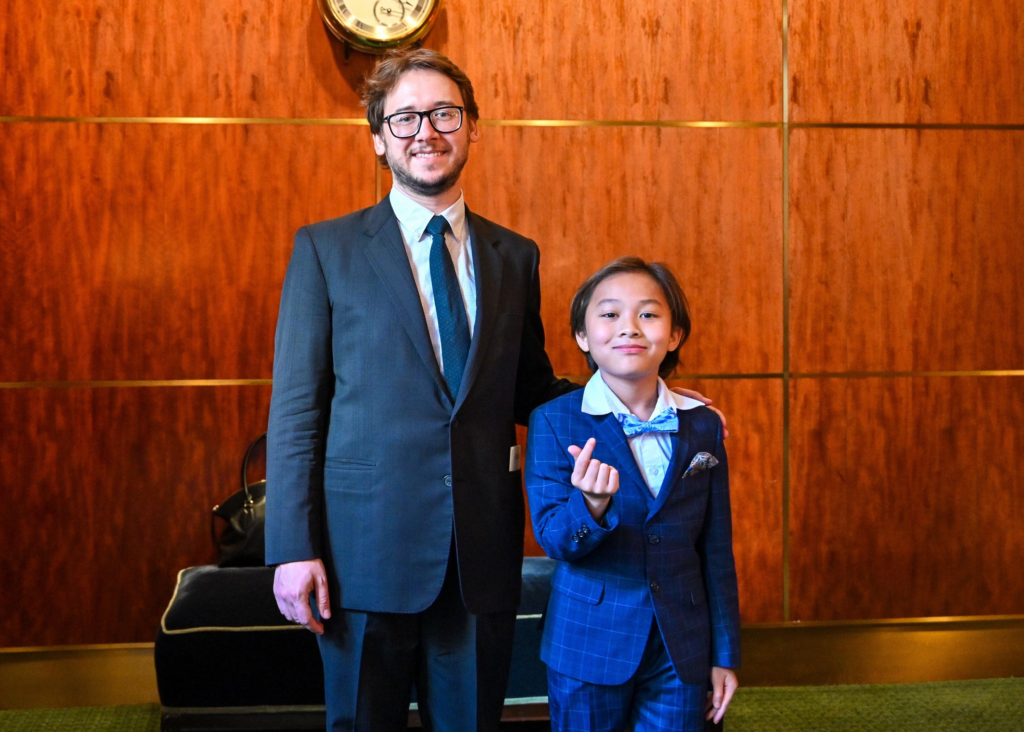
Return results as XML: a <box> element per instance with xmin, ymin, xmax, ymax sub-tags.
<box><xmin>155</xmin><ymin>558</ymin><xmax>556</xmax><ymax>709</ymax></box>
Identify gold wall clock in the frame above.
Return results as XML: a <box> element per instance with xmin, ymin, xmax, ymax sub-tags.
<box><xmin>317</xmin><ymin>0</ymin><xmax>441</xmax><ymax>54</ymax></box>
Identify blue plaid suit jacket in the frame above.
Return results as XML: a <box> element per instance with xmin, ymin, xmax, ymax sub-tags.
<box><xmin>525</xmin><ymin>389</ymin><xmax>741</xmax><ymax>686</ymax></box>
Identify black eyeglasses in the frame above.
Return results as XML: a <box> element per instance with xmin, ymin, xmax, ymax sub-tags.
<box><xmin>383</xmin><ymin>106</ymin><xmax>465</xmax><ymax>138</ymax></box>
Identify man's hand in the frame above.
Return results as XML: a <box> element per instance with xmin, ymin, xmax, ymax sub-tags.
<box><xmin>567</xmin><ymin>437</ymin><xmax>619</xmax><ymax>521</ymax></box>
<box><xmin>706</xmin><ymin>666</ymin><xmax>738</xmax><ymax>724</ymax></box>
<box><xmin>671</xmin><ymin>387</ymin><xmax>729</xmax><ymax>439</ymax></box>
<box><xmin>273</xmin><ymin>559</ymin><xmax>331</xmax><ymax>635</ymax></box>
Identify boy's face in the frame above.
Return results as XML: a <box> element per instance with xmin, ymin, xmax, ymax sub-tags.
<box><xmin>576</xmin><ymin>272</ymin><xmax>683</xmax><ymax>383</ymax></box>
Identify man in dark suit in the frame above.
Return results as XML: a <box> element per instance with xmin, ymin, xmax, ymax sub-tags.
<box><xmin>265</xmin><ymin>49</ymin><xmax>578</xmax><ymax>732</ymax></box>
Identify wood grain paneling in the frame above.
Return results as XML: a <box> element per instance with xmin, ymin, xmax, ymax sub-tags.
<box><xmin>789</xmin><ymin>376</ymin><xmax>1024</xmax><ymax>621</ymax></box>
<box><xmin>677</xmin><ymin>378</ymin><xmax>784</xmax><ymax>624</ymax></box>
<box><xmin>458</xmin><ymin>126</ymin><xmax>784</xmax><ymax>377</ymax></box>
<box><xmin>790</xmin><ymin>129</ymin><xmax>1024</xmax><ymax>373</ymax></box>
<box><xmin>790</xmin><ymin>0</ymin><xmax>1024</xmax><ymax>123</ymax></box>
<box><xmin>1</xmin><ymin>0</ymin><xmax>781</xmax><ymax>122</ymax></box>
<box><xmin>0</xmin><ymin>385</ymin><xmax>272</xmax><ymax>647</ymax></box>
<box><xmin>0</xmin><ymin>122</ymin><xmax>376</xmax><ymax>382</ymax></box>
<box><xmin>520</xmin><ymin>379</ymin><xmax>784</xmax><ymax>624</ymax></box>
<box><xmin>430</xmin><ymin>0</ymin><xmax>782</xmax><ymax>121</ymax></box>
<box><xmin>0</xmin><ymin>0</ymin><xmax>374</xmax><ymax>118</ymax></box>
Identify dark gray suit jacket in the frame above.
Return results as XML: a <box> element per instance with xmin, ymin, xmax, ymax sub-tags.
<box><xmin>266</xmin><ymin>197</ymin><xmax>576</xmax><ymax>615</ymax></box>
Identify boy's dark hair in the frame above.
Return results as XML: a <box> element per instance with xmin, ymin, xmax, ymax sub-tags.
<box><xmin>361</xmin><ymin>48</ymin><xmax>480</xmax><ymax>137</ymax></box>
<box><xmin>570</xmin><ymin>257</ymin><xmax>691</xmax><ymax>379</ymax></box>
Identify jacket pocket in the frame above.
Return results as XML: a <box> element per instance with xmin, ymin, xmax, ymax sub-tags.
<box><xmin>324</xmin><ymin>459</ymin><xmax>375</xmax><ymax>493</ymax></box>
<box><xmin>324</xmin><ymin>458</ymin><xmax>375</xmax><ymax>470</ymax></box>
<box><xmin>552</xmin><ymin>569</ymin><xmax>605</xmax><ymax>605</ymax></box>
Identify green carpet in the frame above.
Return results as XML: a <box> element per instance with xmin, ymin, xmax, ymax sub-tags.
<box><xmin>0</xmin><ymin>705</ymin><xmax>160</xmax><ymax>732</ymax></box>
<box><xmin>0</xmin><ymin>678</ymin><xmax>1020</xmax><ymax>731</ymax></box>
<box><xmin>727</xmin><ymin>678</ymin><xmax>1024</xmax><ymax>731</ymax></box>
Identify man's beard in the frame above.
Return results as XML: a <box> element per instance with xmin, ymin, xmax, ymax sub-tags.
<box><xmin>386</xmin><ymin>147</ymin><xmax>469</xmax><ymax>198</ymax></box>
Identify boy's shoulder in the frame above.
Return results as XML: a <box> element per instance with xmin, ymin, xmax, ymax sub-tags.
<box><xmin>529</xmin><ymin>389</ymin><xmax>588</xmax><ymax>434</ymax></box>
<box><xmin>678</xmin><ymin>403</ymin><xmax>723</xmax><ymax>444</ymax></box>
<box><xmin>533</xmin><ymin>388</ymin><xmax>585</xmax><ymax>418</ymax></box>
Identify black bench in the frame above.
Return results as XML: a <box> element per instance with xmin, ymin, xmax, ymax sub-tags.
<box><xmin>156</xmin><ymin>557</ymin><xmax>556</xmax><ymax>731</ymax></box>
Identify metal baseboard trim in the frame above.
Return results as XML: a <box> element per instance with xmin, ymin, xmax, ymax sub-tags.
<box><xmin>5</xmin><ymin>617</ymin><xmax>1024</xmax><ymax>710</ymax></box>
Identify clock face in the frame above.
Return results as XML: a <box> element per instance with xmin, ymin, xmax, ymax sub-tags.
<box><xmin>319</xmin><ymin>0</ymin><xmax>440</xmax><ymax>53</ymax></box>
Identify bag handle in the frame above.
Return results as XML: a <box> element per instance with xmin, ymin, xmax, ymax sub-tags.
<box><xmin>210</xmin><ymin>432</ymin><xmax>268</xmax><ymax>547</ymax></box>
<box><xmin>241</xmin><ymin>432</ymin><xmax>268</xmax><ymax>502</ymax></box>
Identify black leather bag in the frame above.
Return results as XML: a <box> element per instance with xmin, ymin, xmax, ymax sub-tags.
<box><xmin>211</xmin><ymin>433</ymin><xmax>267</xmax><ymax>567</ymax></box>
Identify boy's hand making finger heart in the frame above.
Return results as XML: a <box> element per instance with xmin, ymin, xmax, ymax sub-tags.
<box><xmin>567</xmin><ymin>437</ymin><xmax>619</xmax><ymax>521</ymax></box>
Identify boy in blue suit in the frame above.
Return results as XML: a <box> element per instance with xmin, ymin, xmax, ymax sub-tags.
<box><xmin>525</xmin><ymin>257</ymin><xmax>741</xmax><ymax>732</ymax></box>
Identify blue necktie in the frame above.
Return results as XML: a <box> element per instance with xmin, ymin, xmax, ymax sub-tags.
<box><xmin>617</xmin><ymin>409</ymin><xmax>679</xmax><ymax>438</ymax></box>
<box><xmin>426</xmin><ymin>215</ymin><xmax>471</xmax><ymax>399</ymax></box>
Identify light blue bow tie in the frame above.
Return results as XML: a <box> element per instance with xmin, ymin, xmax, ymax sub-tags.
<box><xmin>617</xmin><ymin>409</ymin><xmax>678</xmax><ymax>437</ymax></box>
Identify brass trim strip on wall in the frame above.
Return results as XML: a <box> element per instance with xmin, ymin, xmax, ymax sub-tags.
<box><xmin>791</xmin><ymin>370</ymin><xmax>1024</xmax><ymax>379</ymax></box>
<box><xmin>481</xmin><ymin>120</ymin><xmax>781</xmax><ymax>129</ymax></box>
<box><xmin>0</xmin><ymin>379</ymin><xmax>272</xmax><ymax>389</ymax></box>
<box><xmin>791</xmin><ymin>122</ymin><xmax>1024</xmax><ymax>131</ymax></box>
<box><xmin>752</xmin><ymin>614</ymin><xmax>1024</xmax><ymax>629</ymax></box>
<box><xmin>0</xmin><ymin>115</ymin><xmax>369</xmax><ymax>126</ymax></box>
<box><xmin>667</xmin><ymin>373</ymin><xmax>785</xmax><ymax>380</ymax></box>
<box><xmin>0</xmin><ymin>642</ymin><xmax>154</xmax><ymax>655</ymax></box>
<box><xmin>781</xmin><ymin>0</ymin><xmax>792</xmax><ymax>624</ymax></box>
<box><xmin>3</xmin><ymin>116</ymin><xmax>1021</xmax><ymax>130</ymax></box>
<box><xmin>2</xmin><ymin>371</ymin><xmax>1021</xmax><ymax>390</ymax></box>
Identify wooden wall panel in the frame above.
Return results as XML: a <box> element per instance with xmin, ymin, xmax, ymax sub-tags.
<box><xmin>789</xmin><ymin>377</ymin><xmax>1024</xmax><ymax>621</ymax></box>
<box><xmin>432</xmin><ymin>0</ymin><xmax>782</xmax><ymax>121</ymax></box>
<box><xmin>1</xmin><ymin>0</ymin><xmax>781</xmax><ymax>122</ymax></box>
<box><xmin>677</xmin><ymin>378</ymin><xmax>784</xmax><ymax>624</ymax></box>
<box><xmin>790</xmin><ymin>0</ymin><xmax>1024</xmax><ymax>123</ymax></box>
<box><xmin>0</xmin><ymin>122</ymin><xmax>376</xmax><ymax>382</ymax></box>
<box><xmin>790</xmin><ymin>129</ymin><xmax>1024</xmax><ymax>373</ymax></box>
<box><xmin>459</xmin><ymin>126</ymin><xmax>784</xmax><ymax>377</ymax></box>
<box><xmin>0</xmin><ymin>0</ymin><xmax>373</xmax><ymax>118</ymax></box>
<box><xmin>3</xmin><ymin>0</ymin><xmax>1019</xmax><ymax>650</ymax></box>
<box><xmin>0</xmin><ymin>385</ymin><xmax>272</xmax><ymax>647</ymax></box>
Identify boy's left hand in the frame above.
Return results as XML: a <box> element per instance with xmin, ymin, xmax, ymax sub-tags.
<box><xmin>706</xmin><ymin>666</ymin><xmax>738</xmax><ymax>724</ymax></box>
<box><xmin>671</xmin><ymin>387</ymin><xmax>729</xmax><ymax>439</ymax></box>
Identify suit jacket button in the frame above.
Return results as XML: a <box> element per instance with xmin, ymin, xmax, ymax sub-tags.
<box><xmin>648</xmin><ymin>533</ymin><xmax>660</xmax><ymax>545</ymax></box>
<box><xmin>443</xmin><ymin>475</ymin><xmax>452</xmax><ymax>487</ymax></box>
<box><xmin>571</xmin><ymin>533</ymin><xmax>579</xmax><ymax>543</ymax></box>
<box><xmin>649</xmin><ymin>580</ymin><xmax>661</xmax><ymax>593</ymax></box>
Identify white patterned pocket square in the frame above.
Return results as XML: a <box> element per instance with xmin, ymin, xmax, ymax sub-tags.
<box><xmin>682</xmin><ymin>451</ymin><xmax>719</xmax><ymax>479</ymax></box>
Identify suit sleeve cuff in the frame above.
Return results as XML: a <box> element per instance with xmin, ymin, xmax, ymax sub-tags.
<box><xmin>710</xmin><ymin>643</ymin><xmax>741</xmax><ymax>670</ymax></box>
<box><xmin>565</xmin><ymin>489</ymin><xmax>618</xmax><ymax>544</ymax></box>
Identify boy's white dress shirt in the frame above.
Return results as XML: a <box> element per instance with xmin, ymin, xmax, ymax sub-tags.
<box><xmin>390</xmin><ymin>186</ymin><xmax>477</xmax><ymax>373</ymax></box>
<box><xmin>581</xmin><ymin>370</ymin><xmax>703</xmax><ymax>497</ymax></box>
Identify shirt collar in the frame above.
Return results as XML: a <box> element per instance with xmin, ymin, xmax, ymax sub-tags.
<box><xmin>581</xmin><ymin>370</ymin><xmax>704</xmax><ymax>418</ymax></box>
<box><xmin>389</xmin><ymin>186</ymin><xmax>468</xmax><ymax>245</ymax></box>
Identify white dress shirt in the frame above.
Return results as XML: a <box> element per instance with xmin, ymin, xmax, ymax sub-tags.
<box><xmin>581</xmin><ymin>371</ymin><xmax>703</xmax><ymax>498</ymax></box>
<box><xmin>390</xmin><ymin>187</ymin><xmax>477</xmax><ymax>373</ymax></box>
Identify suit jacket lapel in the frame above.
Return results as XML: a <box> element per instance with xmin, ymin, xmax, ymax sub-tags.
<box><xmin>453</xmin><ymin>209</ymin><xmax>503</xmax><ymax>411</ymax></box>
<box><xmin>361</xmin><ymin>198</ymin><xmax>451</xmax><ymax>403</ymax></box>
<box><xmin>648</xmin><ymin>415</ymin><xmax>691</xmax><ymax>519</ymax></box>
<box><xmin>591</xmin><ymin>413</ymin><xmax>649</xmax><ymax>501</ymax></box>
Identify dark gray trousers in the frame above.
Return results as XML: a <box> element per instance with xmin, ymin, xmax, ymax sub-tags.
<box><xmin>317</xmin><ymin>541</ymin><xmax>516</xmax><ymax>732</ymax></box>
